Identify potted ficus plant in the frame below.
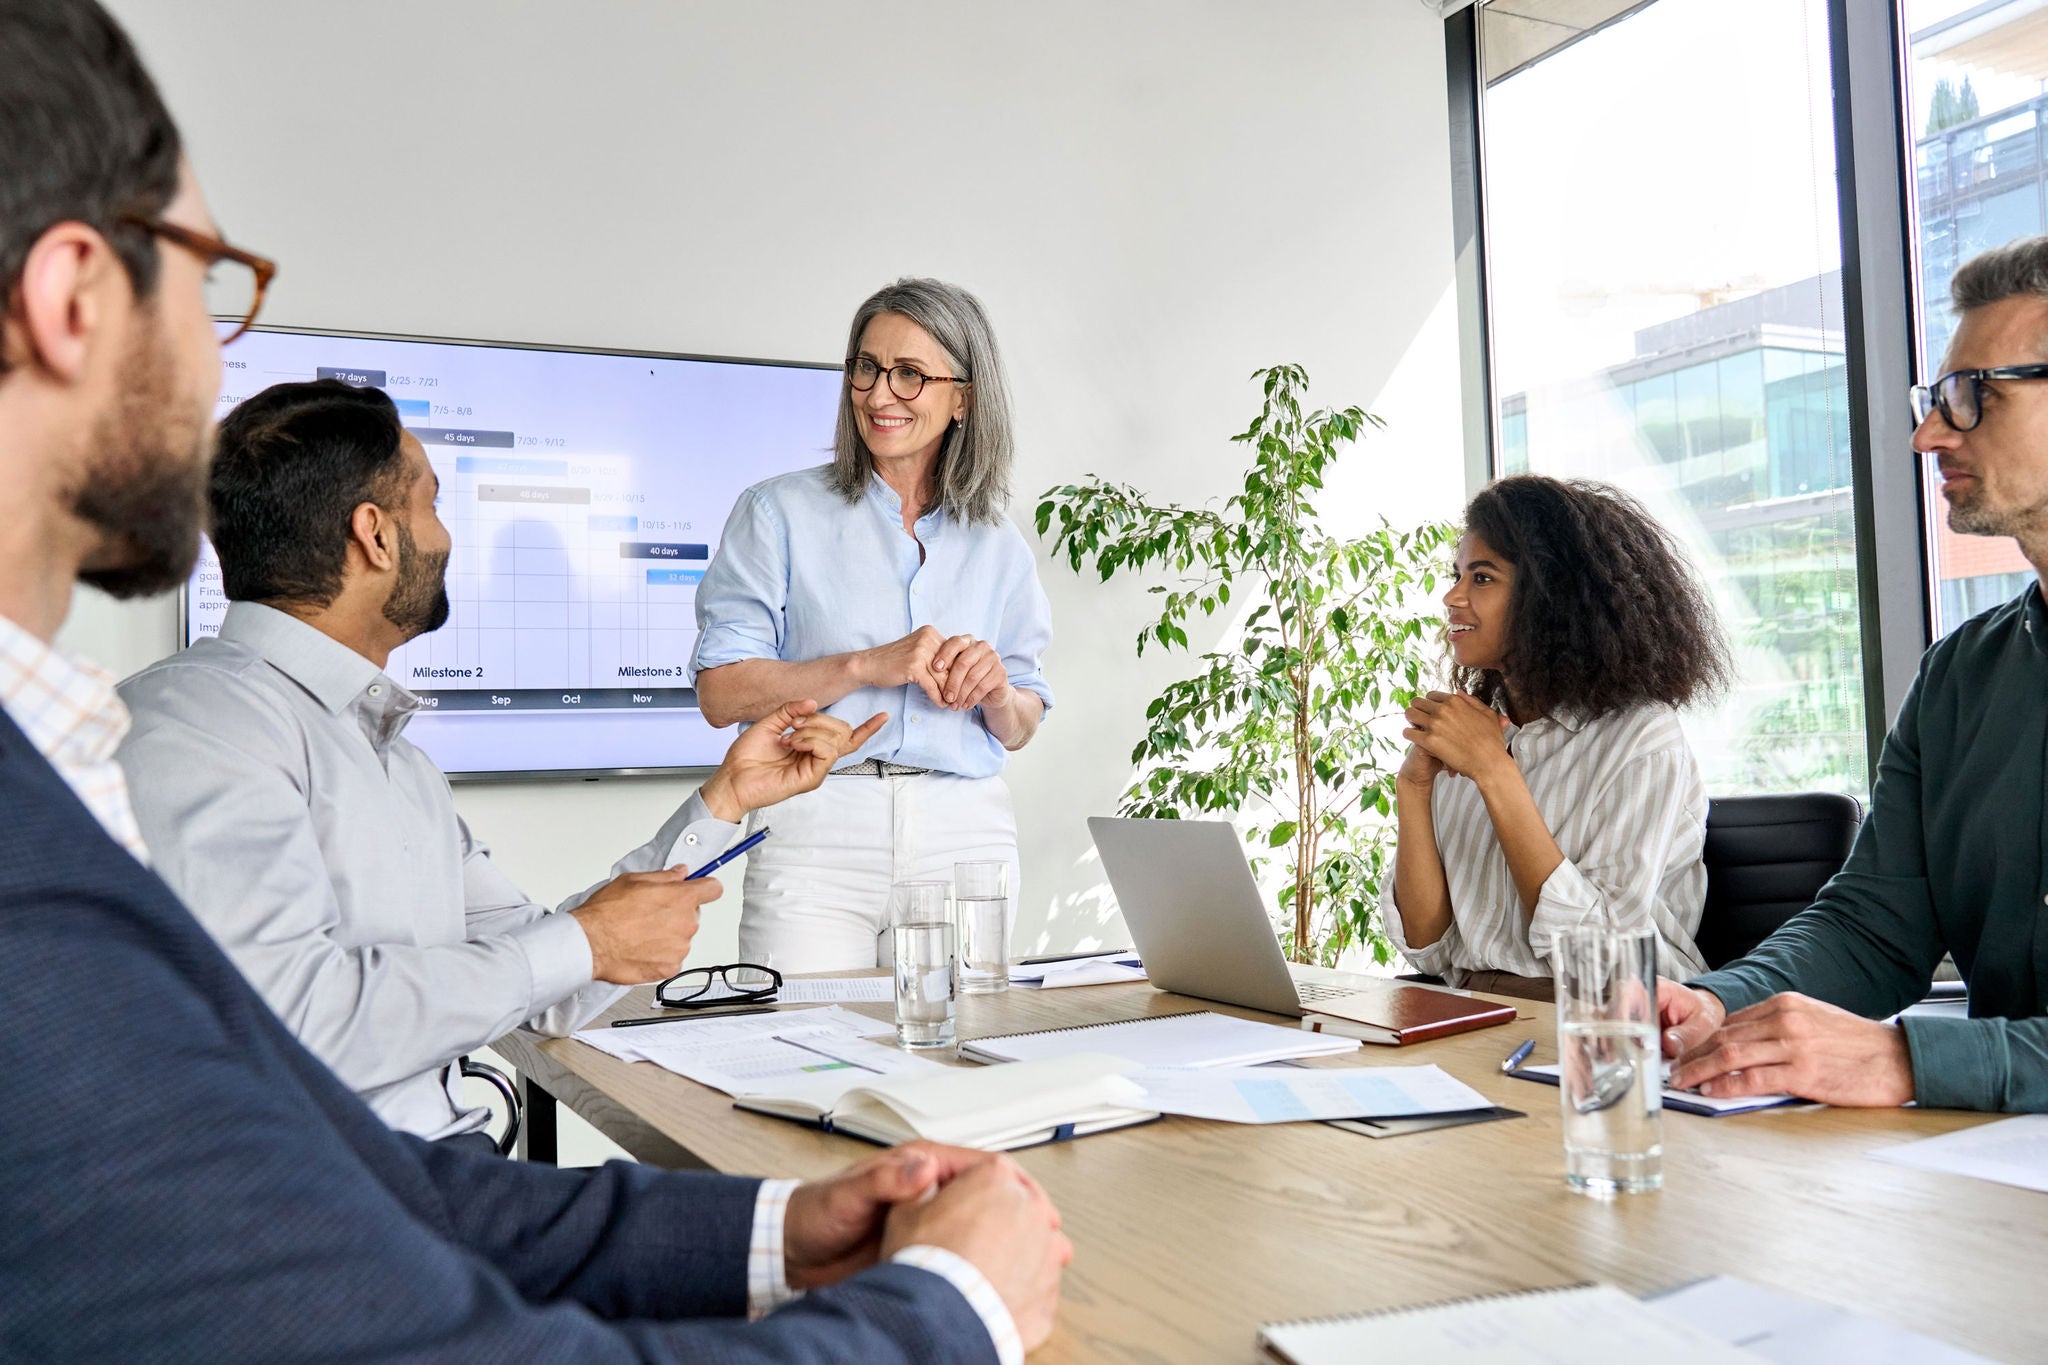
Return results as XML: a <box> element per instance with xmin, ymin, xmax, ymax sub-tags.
<box><xmin>1038</xmin><ymin>365</ymin><xmax>1455</xmax><ymax>964</ymax></box>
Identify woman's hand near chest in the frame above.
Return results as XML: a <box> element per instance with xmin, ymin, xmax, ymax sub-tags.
<box><xmin>929</xmin><ymin>633</ymin><xmax>1010</xmax><ymax>711</ymax></box>
<box><xmin>1403</xmin><ymin>691</ymin><xmax>1513</xmax><ymax>782</ymax></box>
<box><xmin>856</xmin><ymin>626</ymin><xmax>949</xmax><ymax>707</ymax></box>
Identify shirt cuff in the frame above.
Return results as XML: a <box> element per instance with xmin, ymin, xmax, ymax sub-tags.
<box><xmin>1524</xmin><ymin>858</ymin><xmax>1605</xmax><ymax>961</ymax></box>
<box><xmin>889</xmin><ymin>1244</ymin><xmax>1024</xmax><ymax>1365</ymax></box>
<box><xmin>1900</xmin><ymin>1014</ymin><xmax>2009</xmax><ymax>1112</ymax></box>
<box><xmin>1381</xmin><ymin>881</ymin><xmax>1457</xmax><ymax>978</ymax></box>
<box><xmin>747</xmin><ymin>1177</ymin><xmax>801</xmax><ymax>1317</ymax></box>
<box><xmin>505</xmin><ymin>910</ymin><xmax>595</xmax><ymax>1011</ymax></box>
<box><xmin>1684</xmin><ymin>966</ymin><xmax>1776</xmax><ymax>1017</ymax></box>
<box><xmin>661</xmin><ymin>792</ymin><xmax>744</xmax><ymax>874</ymax></box>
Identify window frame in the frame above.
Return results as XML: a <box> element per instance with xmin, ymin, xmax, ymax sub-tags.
<box><xmin>1442</xmin><ymin>0</ymin><xmax>1930</xmax><ymax>783</ymax></box>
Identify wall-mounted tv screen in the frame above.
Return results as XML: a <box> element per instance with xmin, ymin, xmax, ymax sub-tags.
<box><xmin>184</xmin><ymin>324</ymin><xmax>841</xmax><ymax>778</ymax></box>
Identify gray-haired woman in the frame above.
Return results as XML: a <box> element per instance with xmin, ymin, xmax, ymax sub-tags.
<box><xmin>688</xmin><ymin>279</ymin><xmax>1054</xmax><ymax>972</ymax></box>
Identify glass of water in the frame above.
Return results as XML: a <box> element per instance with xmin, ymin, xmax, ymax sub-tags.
<box><xmin>1555</xmin><ymin>925</ymin><xmax>1662</xmax><ymax>1195</ymax></box>
<box><xmin>953</xmin><ymin>861</ymin><xmax>1011</xmax><ymax>995</ymax></box>
<box><xmin>889</xmin><ymin>881</ymin><xmax>955</xmax><ymax>1049</ymax></box>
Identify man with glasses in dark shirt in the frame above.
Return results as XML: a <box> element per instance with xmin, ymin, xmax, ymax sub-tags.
<box><xmin>0</xmin><ymin>2</ymin><xmax>1067</xmax><ymax>1360</ymax></box>
<box><xmin>1660</xmin><ymin>236</ymin><xmax>2048</xmax><ymax>1115</ymax></box>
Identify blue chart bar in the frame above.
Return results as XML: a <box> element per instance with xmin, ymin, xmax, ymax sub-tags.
<box><xmin>620</xmin><ymin>542</ymin><xmax>709</xmax><ymax>561</ymax></box>
<box><xmin>454</xmin><ymin>456</ymin><xmax>569</xmax><ymax>477</ymax></box>
<box><xmin>646</xmin><ymin>568</ymin><xmax>705</xmax><ymax>587</ymax></box>
<box><xmin>589</xmin><ymin>514</ymin><xmax>639</xmax><ymax>532</ymax></box>
<box><xmin>392</xmin><ymin>398</ymin><xmax>432</xmax><ymax>421</ymax></box>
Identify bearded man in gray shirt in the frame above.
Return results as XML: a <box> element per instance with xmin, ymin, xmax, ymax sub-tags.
<box><xmin>118</xmin><ymin>378</ymin><xmax>884</xmax><ymax>1141</ymax></box>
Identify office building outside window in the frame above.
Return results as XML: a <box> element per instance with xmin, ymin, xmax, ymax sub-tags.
<box><xmin>1477</xmin><ymin>0</ymin><xmax>1867</xmax><ymax>796</ymax></box>
<box><xmin>1906</xmin><ymin>0</ymin><xmax>2048</xmax><ymax>636</ymax></box>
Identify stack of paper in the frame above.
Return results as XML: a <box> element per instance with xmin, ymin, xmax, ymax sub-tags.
<box><xmin>1650</xmin><ymin>1276</ymin><xmax>1994</xmax><ymax>1363</ymax></box>
<box><xmin>1134</xmin><ymin>1064</ymin><xmax>1489</xmax><ymax>1124</ymax></box>
<box><xmin>961</xmin><ymin>1010</ymin><xmax>1360</xmax><ymax>1068</ymax></box>
<box><xmin>770</xmin><ymin>977</ymin><xmax>896</xmax><ymax>1004</ymax></box>
<box><xmin>575</xmin><ymin>1006</ymin><xmax>936</xmax><ymax>1098</ymax></box>
<box><xmin>1009</xmin><ymin>953</ymin><xmax>1147</xmax><ymax>989</ymax></box>
<box><xmin>1870</xmin><ymin>1114</ymin><xmax>2048</xmax><ymax>1195</ymax></box>
<box><xmin>1260</xmin><ymin>1284</ymin><xmax>1748</xmax><ymax>1364</ymax></box>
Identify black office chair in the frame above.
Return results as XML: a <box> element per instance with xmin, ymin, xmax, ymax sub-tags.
<box><xmin>1696</xmin><ymin>792</ymin><xmax>1862</xmax><ymax>969</ymax></box>
<box><xmin>459</xmin><ymin>1056</ymin><xmax>522</xmax><ymax>1156</ymax></box>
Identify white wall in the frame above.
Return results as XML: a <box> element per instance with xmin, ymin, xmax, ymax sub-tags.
<box><xmin>86</xmin><ymin>0</ymin><xmax>1466</xmax><ymax>965</ymax></box>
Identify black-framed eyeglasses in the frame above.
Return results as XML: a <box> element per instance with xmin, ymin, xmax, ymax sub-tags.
<box><xmin>654</xmin><ymin>962</ymin><xmax>782</xmax><ymax>1009</ymax></box>
<box><xmin>1910</xmin><ymin>364</ymin><xmax>2048</xmax><ymax>433</ymax></box>
<box><xmin>119</xmin><ymin>214</ymin><xmax>277</xmax><ymax>344</ymax></box>
<box><xmin>845</xmin><ymin>355</ymin><xmax>969</xmax><ymax>402</ymax></box>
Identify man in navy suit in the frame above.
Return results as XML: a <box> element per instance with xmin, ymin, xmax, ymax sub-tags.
<box><xmin>0</xmin><ymin>2</ymin><xmax>1068</xmax><ymax>1360</ymax></box>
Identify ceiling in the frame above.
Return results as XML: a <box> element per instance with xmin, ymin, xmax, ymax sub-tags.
<box><xmin>1479</xmin><ymin>0</ymin><xmax>1661</xmax><ymax>85</ymax></box>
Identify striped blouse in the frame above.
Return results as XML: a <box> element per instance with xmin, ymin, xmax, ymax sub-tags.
<box><xmin>1381</xmin><ymin>701</ymin><xmax>1710</xmax><ymax>985</ymax></box>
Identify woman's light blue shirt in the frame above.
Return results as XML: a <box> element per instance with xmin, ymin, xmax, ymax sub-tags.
<box><xmin>688</xmin><ymin>465</ymin><xmax>1054</xmax><ymax>778</ymax></box>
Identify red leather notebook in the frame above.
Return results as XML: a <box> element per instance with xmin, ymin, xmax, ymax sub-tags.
<box><xmin>1299</xmin><ymin>985</ymin><xmax>1517</xmax><ymax>1046</ymax></box>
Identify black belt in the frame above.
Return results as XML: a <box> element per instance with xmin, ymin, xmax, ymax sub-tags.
<box><xmin>833</xmin><ymin>758</ymin><xmax>933</xmax><ymax>778</ymax></box>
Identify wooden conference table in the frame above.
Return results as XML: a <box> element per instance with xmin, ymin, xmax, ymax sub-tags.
<box><xmin>493</xmin><ymin>977</ymin><xmax>2046</xmax><ymax>1363</ymax></box>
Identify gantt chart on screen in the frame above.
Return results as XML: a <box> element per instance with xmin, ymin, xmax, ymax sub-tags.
<box><xmin>188</xmin><ymin>328</ymin><xmax>839</xmax><ymax>773</ymax></box>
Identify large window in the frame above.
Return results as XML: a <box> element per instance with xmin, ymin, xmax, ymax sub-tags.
<box><xmin>1476</xmin><ymin>0</ymin><xmax>1867</xmax><ymax>796</ymax></box>
<box><xmin>1905</xmin><ymin>0</ymin><xmax>2047</xmax><ymax>636</ymax></box>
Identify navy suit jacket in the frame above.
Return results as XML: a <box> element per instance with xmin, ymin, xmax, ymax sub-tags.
<box><xmin>0</xmin><ymin>710</ymin><xmax>992</xmax><ymax>1363</ymax></box>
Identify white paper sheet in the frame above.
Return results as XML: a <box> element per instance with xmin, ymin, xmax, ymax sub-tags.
<box><xmin>963</xmin><ymin>1009</ymin><xmax>1358</xmax><ymax>1068</ymax></box>
<box><xmin>574</xmin><ymin>1006</ymin><xmax>929</xmax><ymax>1098</ymax></box>
<box><xmin>1870</xmin><ymin>1113</ymin><xmax>2048</xmax><ymax>1195</ymax></box>
<box><xmin>1134</xmin><ymin>1063</ymin><xmax>1489</xmax><ymax>1123</ymax></box>
<box><xmin>1260</xmin><ymin>1284</ymin><xmax>1749</xmax><ymax>1363</ymax></box>
<box><xmin>773</xmin><ymin>977</ymin><xmax>896</xmax><ymax>1003</ymax></box>
<box><xmin>1650</xmin><ymin>1276</ymin><xmax>1992</xmax><ymax>1363</ymax></box>
<box><xmin>1009</xmin><ymin>953</ymin><xmax>1147</xmax><ymax>988</ymax></box>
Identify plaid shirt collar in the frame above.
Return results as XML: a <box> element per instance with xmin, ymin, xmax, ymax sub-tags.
<box><xmin>0</xmin><ymin>613</ymin><xmax>131</xmax><ymax>772</ymax></box>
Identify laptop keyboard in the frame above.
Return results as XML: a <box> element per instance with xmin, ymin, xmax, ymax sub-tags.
<box><xmin>1295</xmin><ymin>982</ymin><xmax>1358</xmax><ymax>1002</ymax></box>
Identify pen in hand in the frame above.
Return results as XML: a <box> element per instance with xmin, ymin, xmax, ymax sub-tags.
<box><xmin>682</xmin><ymin>827</ymin><xmax>771</xmax><ymax>882</ymax></box>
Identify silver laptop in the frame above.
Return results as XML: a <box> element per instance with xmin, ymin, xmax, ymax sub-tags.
<box><xmin>1088</xmin><ymin>815</ymin><xmax>1393</xmax><ymax>1016</ymax></box>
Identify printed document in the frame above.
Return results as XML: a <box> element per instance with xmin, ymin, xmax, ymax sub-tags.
<box><xmin>1135</xmin><ymin>1063</ymin><xmax>1489</xmax><ymax>1123</ymax></box>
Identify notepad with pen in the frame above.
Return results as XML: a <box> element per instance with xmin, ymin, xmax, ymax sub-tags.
<box><xmin>958</xmin><ymin>1010</ymin><xmax>1360</xmax><ymax>1068</ymax></box>
<box><xmin>733</xmin><ymin>1052</ymin><xmax>1161</xmax><ymax>1151</ymax></box>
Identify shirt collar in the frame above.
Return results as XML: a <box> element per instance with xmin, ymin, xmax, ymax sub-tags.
<box><xmin>867</xmin><ymin>472</ymin><xmax>944</xmax><ymax>530</ymax></box>
<box><xmin>217</xmin><ymin>601</ymin><xmax>396</xmax><ymax>716</ymax></box>
<box><xmin>0</xmin><ymin>613</ymin><xmax>129</xmax><ymax>769</ymax></box>
<box><xmin>1502</xmin><ymin>704</ymin><xmax>1589</xmax><ymax>747</ymax></box>
<box><xmin>2024</xmin><ymin>582</ymin><xmax>2048</xmax><ymax>657</ymax></box>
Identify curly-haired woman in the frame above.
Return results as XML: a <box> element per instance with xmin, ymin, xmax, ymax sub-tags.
<box><xmin>1384</xmin><ymin>475</ymin><xmax>1730</xmax><ymax>1000</ymax></box>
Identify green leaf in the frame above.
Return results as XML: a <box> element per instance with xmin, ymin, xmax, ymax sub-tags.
<box><xmin>1268</xmin><ymin>821</ymin><xmax>1297</xmax><ymax>847</ymax></box>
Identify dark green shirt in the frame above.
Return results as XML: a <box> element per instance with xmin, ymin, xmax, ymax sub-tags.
<box><xmin>1692</xmin><ymin>586</ymin><xmax>2048</xmax><ymax>1112</ymax></box>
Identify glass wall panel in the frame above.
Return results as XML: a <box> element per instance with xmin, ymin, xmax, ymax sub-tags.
<box><xmin>1906</xmin><ymin>0</ymin><xmax>2048</xmax><ymax>635</ymax></box>
<box><xmin>1477</xmin><ymin>0</ymin><xmax>1866</xmax><ymax>796</ymax></box>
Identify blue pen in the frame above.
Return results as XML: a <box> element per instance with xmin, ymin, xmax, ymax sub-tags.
<box><xmin>1501</xmin><ymin>1038</ymin><xmax>1536</xmax><ymax>1074</ymax></box>
<box><xmin>684</xmin><ymin>827</ymin><xmax>770</xmax><ymax>881</ymax></box>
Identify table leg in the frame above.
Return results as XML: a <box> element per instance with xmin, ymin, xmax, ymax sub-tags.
<box><xmin>520</xmin><ymin>1076</ymin><xmax>559</xmax><ymax>1165</ymax></box>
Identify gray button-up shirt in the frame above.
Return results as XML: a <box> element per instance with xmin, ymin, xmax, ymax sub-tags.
<box><xmin>117</xmin><ymin>602</ymin><xmax>738</xmax><ymax>1139</ymax></box>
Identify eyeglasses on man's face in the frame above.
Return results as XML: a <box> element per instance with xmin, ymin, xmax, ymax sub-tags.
<box><xmin>654</xmin><ymin>962</ymin><xmax>782</xmax><ymax>1009</ymax></box>
<box><xmin>120</xmin><ymin>214</ymin><xmax>277</xmax><ymax>344</ymax></box>
<box><xmin>845</xmin><ymin>355</ymin><xmax>968</xmax><ymax>402</ymax></box>
<box><xmin>1910</xmin><ymin>364</ymin><xmax>2048</xmax><ymax>433</ymax></box>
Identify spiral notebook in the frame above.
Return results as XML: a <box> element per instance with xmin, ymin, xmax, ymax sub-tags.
<box><xmin>1258</xmin><ymin>1284</ymin><xmax>1750</xmax><ymax>1364</ymax></box>
<box><xmin>959</xmin><ymin>1010</ymin><xmax>1359</xmax><ymax>1068</ymax></box>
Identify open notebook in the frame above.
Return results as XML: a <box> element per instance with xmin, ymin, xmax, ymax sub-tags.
<box><xmin>960</xmin><ymin>1010</ymin><xmax>1359</xmax><ymax>1068</ymax></box>
<box><xmin>734</xmin><ymin>1052</ymin><xmax>1159</xmax><ymax>1150</ymax></box>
